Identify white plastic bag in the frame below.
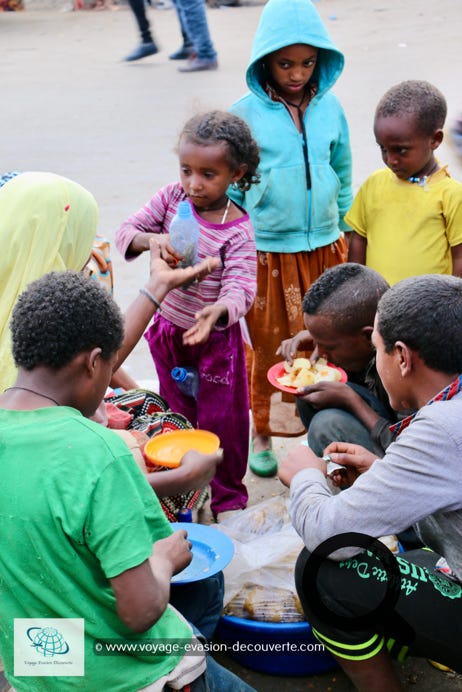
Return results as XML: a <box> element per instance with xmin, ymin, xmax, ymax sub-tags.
<box><xmin>216</xmin><ymin>496</ymin><xmax>305</xmax><ymax>622</ymax></box>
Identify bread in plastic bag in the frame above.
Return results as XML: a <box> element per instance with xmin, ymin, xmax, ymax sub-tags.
<box><xmin>216</xmin><ymin>495</ymin><xmax>305</xmax><ymax>622</ymax></box>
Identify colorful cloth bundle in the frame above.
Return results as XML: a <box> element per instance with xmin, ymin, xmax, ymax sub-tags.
<box><xmin>105</xmin><ymin>389</ymin><xmax>209</xmax><ymax>521</ymax></box>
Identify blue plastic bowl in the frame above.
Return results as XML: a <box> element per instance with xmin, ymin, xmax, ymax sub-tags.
<box><xmin>215</xmin><ymin>615</ymin><xmax>338</xmax><ymax>676</ymax></box>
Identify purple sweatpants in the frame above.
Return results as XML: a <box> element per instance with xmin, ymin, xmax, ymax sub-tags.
<box><xmin>145</xmin><ymin>315</ymin><xmax>249</xmax><ymax>516</ymax></box>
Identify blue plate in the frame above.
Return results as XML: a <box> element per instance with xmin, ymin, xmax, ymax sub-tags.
<box><xmin>171</xmin><ymin>523</ymin><xmax>234</xmax><ymax>584</ymax></box>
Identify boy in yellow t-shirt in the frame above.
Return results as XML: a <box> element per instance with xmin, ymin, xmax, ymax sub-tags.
<box><xmin>347</xmin><ymin>80</ymin><xmax>462</xmax><ymax>285</ymax></box>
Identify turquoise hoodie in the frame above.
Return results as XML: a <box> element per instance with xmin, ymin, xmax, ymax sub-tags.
<box><xmin>230</xmin><ymin>0</ymin><xmax>353</xmax><ymax>253</ymax></box>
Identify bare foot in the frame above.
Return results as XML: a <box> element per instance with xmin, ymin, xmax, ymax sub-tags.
<box><xmin>252</xmin><ymin>432</ymin><xmax>272</xmax><ymax>454</ymax></box>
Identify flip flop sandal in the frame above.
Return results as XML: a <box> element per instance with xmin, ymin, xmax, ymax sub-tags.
<box><xmin>248</xmin><ymin>439</ymin><xmax>278</xmax><ymax>477</ymax></box>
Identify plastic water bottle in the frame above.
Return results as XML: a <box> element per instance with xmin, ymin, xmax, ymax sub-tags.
<box><xmin>169</xmin><ymin>200</ymin><xmax>199</xmax><ymax>268</ymax></box>
<box><xmin>171</xmin><ymin>366</ymin><xmax>200</xmax><ymax>399</ymax></box>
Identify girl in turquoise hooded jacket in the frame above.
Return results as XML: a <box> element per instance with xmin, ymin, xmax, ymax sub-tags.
<box><xmin>230</xmin><ymin>0</ymin><xmax>353</xmax><ymax>476</ymax></box>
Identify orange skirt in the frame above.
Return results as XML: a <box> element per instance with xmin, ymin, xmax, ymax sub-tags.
<box><xmin>245</xmin><ymin>239</ymin><xmax>347</xmax><ymax>437</ymax></box>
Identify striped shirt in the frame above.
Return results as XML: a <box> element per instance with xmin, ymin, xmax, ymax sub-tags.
<box><xmin>115</xmin><ymin>182</ymin><xmax>257</xmax><ymax>331</ymax></box>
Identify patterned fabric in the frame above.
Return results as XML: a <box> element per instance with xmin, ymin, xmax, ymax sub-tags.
<box><xmin>246</xmin><ymin>239</ymin><xmax>348</xmax><ymax>437</ymax></box>
<box><xmin>0</xmin><ymin>171</ymin><xmax>21</xmax><ymax>187</ymax></box>
<box><xmin>105</xmin><ymin>389</ymin><xmax>209</xmax><ymax>522</ymax></box>
<box><xmin>390</xmin><ymin>374</ymin><xmax>462</xmax><ymax>437</ymax></box>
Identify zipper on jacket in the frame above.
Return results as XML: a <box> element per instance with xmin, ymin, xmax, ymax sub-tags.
<box><xmin>283</xmin><ymin>98</ymin><xmax>312</xmax><ymax>190</ymax></box>
<box><xmin>300</xmin><ymin>123</ymin><xmax>311</xmax><ymax>189</ymax></box>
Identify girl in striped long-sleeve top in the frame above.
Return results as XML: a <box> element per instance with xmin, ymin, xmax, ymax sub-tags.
<box><xmin>115</xmin><ymin>111</ymin><xmax>260</xmax><ymax>521</ymax></box>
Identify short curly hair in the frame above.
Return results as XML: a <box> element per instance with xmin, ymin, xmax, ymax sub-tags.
<box><xmin>377</xmin><ymin>274</ymin><xmax>462</xmax><ymax>374</ymax></box>
<box><xmin>302</xmin><ymin>263</ymin><xmax>389</xmax><ymax>334</ymax></box>
<box><xmin>11</xmin><ymin>271</ymin><xmax>124</xmax><ymax>371</ymax></box>
<box><xmin>375</xmin><ymin>80</ymin><xmax>447</xmax><ymax>135</ymax></box>
<box><xmin>179</xmin><ymin>110</ymin><xmax>261</xmax><ymax>192</ymax></box>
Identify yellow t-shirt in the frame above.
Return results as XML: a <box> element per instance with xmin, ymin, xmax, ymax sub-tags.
<box><xmin>345</xmin><ymin>166</ymin><xmax>462</xmax><ymax>285</ymax></box>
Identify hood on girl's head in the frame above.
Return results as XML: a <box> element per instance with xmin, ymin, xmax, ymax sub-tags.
<box><xmin>246</xmin><ymin>0</ymin><xmax>344</xmax><ymax>99</ymax></box>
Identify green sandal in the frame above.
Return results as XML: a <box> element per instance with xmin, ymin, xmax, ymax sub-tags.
<box><xmin>248</xmin><ymin>440</ymin><xmax>278</xmax><ymax>477</ymax></box>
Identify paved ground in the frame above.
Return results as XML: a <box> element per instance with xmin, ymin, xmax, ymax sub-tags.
<box><xmin>2</xmin><ymin>0</ymin><xmax>462</xmax><ymax>689</ymax></box>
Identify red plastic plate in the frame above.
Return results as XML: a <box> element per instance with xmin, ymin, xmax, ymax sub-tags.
<box><xmin>267</xmin><ymin>361</ymin><xmax>348</xmax><ymax>394</ymax></box>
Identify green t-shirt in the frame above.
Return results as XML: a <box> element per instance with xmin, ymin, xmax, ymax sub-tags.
<box><xmin>0</xmin><ymin>407</ymin><xmax>192</xmax><ymax>691</ymax></box>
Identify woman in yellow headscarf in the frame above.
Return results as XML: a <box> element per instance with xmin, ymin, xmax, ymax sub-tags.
<box><xmin>0</xmin><ymin>172</ymin><xmax>98</xmax><ymax>391</ymax></box>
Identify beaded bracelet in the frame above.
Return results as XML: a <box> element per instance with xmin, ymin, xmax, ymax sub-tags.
<box><xmin>139</xmin><ymin>287</ymin><xmax>162</xmax><ymax>312</ymax></box>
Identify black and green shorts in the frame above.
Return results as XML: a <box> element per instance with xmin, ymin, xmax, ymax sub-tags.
<box><xmin>295</xmin><ymin>543</ymin><xmax>462</xmax><ymax>673</ymax></box>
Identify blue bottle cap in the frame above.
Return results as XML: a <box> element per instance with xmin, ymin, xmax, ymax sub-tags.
<box><xmin>171</xmin><ymin>366</ymin><xmax>187</xmax><ymax>382</ymax></box>
<box><xmin>177</xmin><ymin>200</ymin><xmax>193</xmax><ymax>218</ymax></box>
<box><xmin>178</xmin><ymin>508</ymin><xmax>193</xmax><ymax>522</ymax></box>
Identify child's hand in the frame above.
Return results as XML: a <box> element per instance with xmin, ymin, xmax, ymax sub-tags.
<box><xmin>182</xmin><ymin>304</ymin><xmax>226</xmax><ymax>346</ymax></box>
<box><xmin>276</xmin><ymin>329</ymin><xmax>313</xmax><ymax>365</ymax></box>
<box><xmin>323</xmin><ymin>441</ymin><xmax>378</xmax><ymax>487</ymax></box>
<box><xmin>295</xmin><ymin>381</ymin><xmax>352</xmax><ymax>409</ymax></box>
<box><xmin>146</xmin><ymin>449</ymin><xmax>223</xmax><ymax>497</ymax></box>
<box><xmin>147</xmin><ymin>239</ymin><xmax>220</xmax><ymax>299</ymax></box>
<box><xmin>158</xmin><ymin>234</ymin><xmax>185</xmax><ymax>268</ymax></box>
<box><xmin>179</xmin><ymin>449</ymin><xmax>224</xmax><ymax>489</ymax></box>
<box><xmin>278</xmin><ymin>444</ymin><xmax>325</xmax><ymax>487</ymax></box>
<box><xmin>151</xmin><ymin>530</ymin><xmax>193</xmax><ymax>577</ymax></box>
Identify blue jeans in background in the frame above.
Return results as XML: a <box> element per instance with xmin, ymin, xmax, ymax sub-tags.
<box><xmin>174</xmin><ymin>0</ymin><xmax>217</xmax><ymax>60</ymax></box>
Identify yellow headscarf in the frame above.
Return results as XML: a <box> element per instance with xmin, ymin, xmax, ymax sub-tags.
<box><xmin>0</xmin><ymin>172</ymin><xmax>98</xmax><ymax>392</ymax></box>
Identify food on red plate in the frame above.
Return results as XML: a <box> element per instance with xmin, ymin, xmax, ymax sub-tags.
<box><xmin>276</xmin><ymin>357</ymin><xmax>342</xmax><ymax>388</ymax></box>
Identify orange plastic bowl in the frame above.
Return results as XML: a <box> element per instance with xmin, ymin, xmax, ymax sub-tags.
<box><xmin>144</xmin><ymin>429</ymin><xmax>220</xmax><ymax>468</ymax></box>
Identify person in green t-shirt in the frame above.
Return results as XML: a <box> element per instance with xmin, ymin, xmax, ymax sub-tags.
<box><xmin>0</xmin><ymin>267</ymin><xmax>254</xmax><ymax>692</ymax></box>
